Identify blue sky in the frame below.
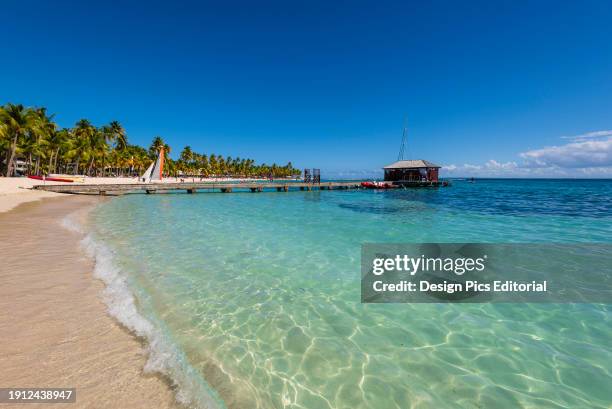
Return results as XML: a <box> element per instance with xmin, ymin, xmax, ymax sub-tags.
<box><xmin>2</xmin><ymin>0</ymin><xmax>611</xmax><ymax>177</ymax></box>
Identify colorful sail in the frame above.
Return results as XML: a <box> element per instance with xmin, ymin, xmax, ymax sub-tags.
<box><xmin>150</xmin><ymin>147</ymin><xmax>165</xmax><ymax>181</ymax></box>
<box><xmin>140</xmin><ymin>148</ymin><xmax>164</xmax><ymax>182</ymax></box>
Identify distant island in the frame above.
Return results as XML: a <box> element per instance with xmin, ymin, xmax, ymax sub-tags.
<box><xmin>0</xmin><ymin>103</ymin><xmax>301</xmax><ymax>179</ymax></box>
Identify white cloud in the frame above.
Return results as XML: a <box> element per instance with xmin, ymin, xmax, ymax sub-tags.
<box><xmin>443</xmin><ymin>161</ymin><xmax>524</xmax><ymax>177</ymax></box>
<box><xmin>440</xmin><ymin>130</ymin><xmax>612</xmax><ymax>178</ymax></box>
<box><xmin>520</xmin><ymin>137</ymin><xmax>612</xmax><ymax>168</ymax></box>
<box><xmin>443</xmin><ymin>161</ymin><xmax>517</xmax><ymax>174</ymax></box>
<box><xmin>561</xmin><ymin>130</ymin><xmax>612</xmax><ymax>141</ymax></box>
<box><xmin>484</xmin><ymin>160</ymin><xmax>518</xmax><ymax>170</ymax></box>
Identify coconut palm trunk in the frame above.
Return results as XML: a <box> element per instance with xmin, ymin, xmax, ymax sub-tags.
<box><xmin>27</xmin><ymin>153</ymin><xmax>33</xmax><ymax>175</ymax></box>
<box><xmin>3</xmin><ymin>149</ymin><xmax>10</xmax><ymax>176</ymax></box>
<box><xmin>6</xmin><ymin>135</ymin><xmax>18</xmax><ymax>176</ymax></box>
<box><xmin>88</xmin><ymin>156</ymin><xmax>95</xmax><ymax>176</ymax></box>
<box><xmin>48</xmin><ymin>152</ymin><xmax>54</xmax><ymax>173</ymax></box>
<box><xmin>54</xmin><ymin>147</ymin><xmax>61</xmax><ymax>173</ymax></box>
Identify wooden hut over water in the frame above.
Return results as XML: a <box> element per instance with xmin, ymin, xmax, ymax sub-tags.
<box><xmin>379</xmin><ymin>119</ymin><xmax>447</xmax><ymax>187</ymax></box>
<box><xmin>383</xmin><ymin>159</ymin><xmax>442</xmax><ymax>186</ymax></box>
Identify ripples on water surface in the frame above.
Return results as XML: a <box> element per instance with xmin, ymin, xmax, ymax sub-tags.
<box><xmin>90</xmin><ymin>179</ymin><xmax>612</xmax><ymax>408</ymax></box>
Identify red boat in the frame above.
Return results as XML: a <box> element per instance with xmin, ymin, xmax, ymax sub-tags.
<box><xmin>28</xmin><ymin>175</ymin><xmax>74</xmax><ymax>183</ymax></box>
<box><xmin>361</xmin><ymin>181</ymin><xmax>396</xmax><ymax>189</ymax></box>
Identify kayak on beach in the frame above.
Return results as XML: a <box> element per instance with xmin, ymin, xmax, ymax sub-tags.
<box><xmin>28</xmin><ymin>175</ymin><xmax>75</xmax><ymax>183</ymax></box>
<box><xmin>49</xmin><ymin>174</ymin><xmax>85</xmax><ymax>183</ymax></box>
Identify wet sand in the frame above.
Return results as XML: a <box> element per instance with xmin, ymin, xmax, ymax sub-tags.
<box><xmin>0</xmin><ymin>196</ymin><xmax>179</xmax><ymax>408</ymax></box>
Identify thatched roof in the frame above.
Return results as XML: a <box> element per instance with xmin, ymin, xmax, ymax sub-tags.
<box><xmin>383</xmin><ymin>159</ymin><xmax>441</xmax><ymax>169</ymax></box>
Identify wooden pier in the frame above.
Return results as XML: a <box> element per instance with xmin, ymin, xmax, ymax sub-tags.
<box><xmin>32</xmin><ymin>181</ymin><xmax>366</xmax><ymax>195</ymax></box>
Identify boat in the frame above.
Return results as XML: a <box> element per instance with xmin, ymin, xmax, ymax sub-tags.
<box><xmin>28</xmin><ymin>175</ymin><xmax>74</xmax><ymax>183</ymax></box>
<box><xmin>140</xmin><ymin>162</ymin><xmax>154</xmax><ymax>182</ymax></box>
<box><xmin>361</xmin><ymin>181</ymin><xmax>396</xmax><ymax>189</ymax></box>
<box><xmin>140</xmin><ymin>148</ymin><xmax>165</xmax><ymax>183</ymax></box>
<box><xmin>49</xmin><ymin>174</ymin><xmax>85</xmax><ymax>183</ymax></box>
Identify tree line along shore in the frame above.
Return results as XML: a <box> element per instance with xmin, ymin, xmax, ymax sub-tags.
<box><xmin>0</xmin><ymin>103</ymin><xmax>301</xmax><ymax>179</ymax></box>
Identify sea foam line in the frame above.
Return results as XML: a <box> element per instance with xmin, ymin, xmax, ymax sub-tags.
<box><xmin>61</xmin><ymin>213</ymin><xmax>225</xmax><ymax>409</ymax></box>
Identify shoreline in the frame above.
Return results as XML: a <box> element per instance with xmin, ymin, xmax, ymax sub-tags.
<box><xmin>0</xmin><ymin>196</ymin><xmax>180</xmax><ymax>408</ymax></box>
<box><xmin>0</xmin><ymin>176</ymin><xmax>300</xmax><ymax>214</ymax></box>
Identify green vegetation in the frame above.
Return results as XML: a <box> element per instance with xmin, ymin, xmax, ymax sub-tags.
<box><xmin>0</xmin><ymin>103</ymin><xmax>301</xmax><ymax>178</ymax></box>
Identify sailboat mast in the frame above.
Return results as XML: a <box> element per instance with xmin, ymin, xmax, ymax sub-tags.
<box><xmin>397</xmin><ymin>118</ymin><xmax>408</xmax><ymax>161</ymax></box>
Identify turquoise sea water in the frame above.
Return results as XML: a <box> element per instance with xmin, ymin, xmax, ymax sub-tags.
<box><xmin>87</xmin><ymin>179</ymin><xmax>612</xmax><ymax>409</ymax></box>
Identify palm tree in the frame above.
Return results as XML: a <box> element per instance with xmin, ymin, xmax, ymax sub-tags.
<box><xmin>0</xmin><ymin>103</ymin><xmax>35</xmax><ymax>176</ymax></box>
<box><xmin>109</xmin><ymin>121</ymin><xmax>127</xmax><ymax>151</ymax></box>
<box><xmin>130</xmin><ymin>145</ymin><xmax>149</xmax><ymax>174</ymax></box>
<box><xmin>180</xmin><ymin>145</ymin><xmax>193</xmax><ymax>163</ymax></box>
<box><xmin>20</xmin><ymin>131</ymin><xmax>44</xmax><ymax>175</ymax></box>
<box><xmin>0</xmin><ymin>118</ymin><xmax>9</xmax><ymax>168</ymax></box>
<box><xmin>149</xmin><ymin>136</ymin><xmax>165</xmax><ymax>157</ymax></box>
<box><xmin>2</xmin><ymin>102</ymin><xmax>302</xmax><ymax>179</ymax></box>
<box><xmin>209</xmin><ymin>154</ymin><xmax>218</xmax><ymax>176</ymax></box>
<box><xmin>30</xmin><ymin>108</ymin><xmax>55</xmax><ymax>175</ymax></box>
<box><xmin>88</xmin><ymin>128</ymin><xmax>107</xmax><ymax>176</ymax></box>
<box><xmin>96</xmin><ymin>121</ymin><xmax>127</xmax><ymax>176</ymax></box>
<box><xmin>178</xmin><ymin>146</ymin><xmax>194</xmax><ymax>175</ymax></box>
<box><xmin>200</xmin><ymin>154</ymin><xmax>209</xmax><ymax>176</ymax></box>
<box><xmin>48</xmin><ymin>128</ymin><xmax>70</xmax><ymax>173</ymax></box>
<box><xmin>71</xmin><ymin>119</ymin><xmax>95</xmax><ymax>175</ymax></box>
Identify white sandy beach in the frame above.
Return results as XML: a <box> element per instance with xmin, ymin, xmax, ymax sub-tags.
<box><xmin>0</xmin><ymin>177</ymin><xmax>63</xmax><ymax>213</ymax></box>
<box><xmin>0</xmin><ymin>179</ymin><xmax>194</xmax><ymax>407</ymax></box>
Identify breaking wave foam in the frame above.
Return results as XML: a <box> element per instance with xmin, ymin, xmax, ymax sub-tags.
<box><xmin>61</xmin><ymin>213</ymin><xmax>224</xmax><ymax>409</ymax></box>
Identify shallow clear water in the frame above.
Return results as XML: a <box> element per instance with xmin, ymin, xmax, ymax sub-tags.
<box><xmin>89</xmin><ymin>179</ymin><xmax>612</xmax><ymax>409</ymax></box>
